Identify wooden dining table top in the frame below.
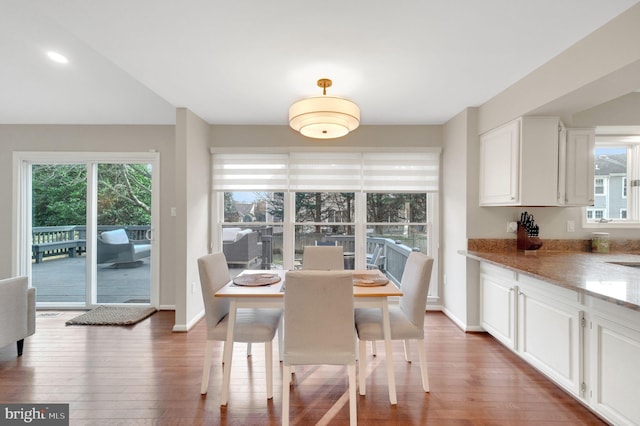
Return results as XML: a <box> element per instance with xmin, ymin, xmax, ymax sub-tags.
<box><xmin>214</xmin><ymin>269</ymin><xmax>402</xmax><ymax>298</ymax></box>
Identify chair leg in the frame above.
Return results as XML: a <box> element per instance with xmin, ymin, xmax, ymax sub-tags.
<box><xmin>247</xmin><ymin>342</ymin><xmax>252</xmax><ymax>357</ymax></box>
<box><xmin>282</xmin><ymin>365</ymin><xmax>291</xmax><ymax>426</ymax></box>
<box><xmin>201</xmin><ymin>340</ymin><xmax>214</xmax><ymax>395</ymax></box>
<box><xmin>348</xmin><ymin>363</ymin><xmax>357</xmax><ymax>426</ymax></box>
<box><xmin>278</xmin><ymin>318</ymin><xmax>284</xmax><ymax>362</ymax></box>
<box><xmin>265</xmin><ymin>341</ymin><xmax>273</xmax><ymax>399</ymax></box>
<box><xmin>370</xmin><ymin>340</ymin><xmax>376</xmax><ymax>356</ymax></box>
<box><xmin>17</xmin><ymin>339</ymin><xmax>24</xmax><ymax>357</ymax></box>
<box><xmin>403</xmin><ymin>339</ymin><xmax>412</xmax><ymax>362</ymax></box>
<box><xmin>221</xmin><ymin>340</ymin><xmax>234</xmax><ymax>406</ymax></box>
<box><xmin>416</xmin><ymin>339</ymin><xmax>429</xmax><ymax>392</ymax></box>
<box><xmin>358</xmin><ymin>339</ymin><xmax>367</xmax><ymax>395</ymax></box>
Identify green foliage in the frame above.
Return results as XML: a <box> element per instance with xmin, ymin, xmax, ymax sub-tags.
<box><xmin>32</xmin><ymin>165</ymin><xmax>87</xmax><ymax>226</ymax></box>
<box><xmin>97</xmin><ymin>164</ymin><xmax>151</xmax><ymax>225</ymax></box>
<box><xmin>32</xmin><ymin>163</ymin><xmax>152</xmax><ymax>227</ymax></box>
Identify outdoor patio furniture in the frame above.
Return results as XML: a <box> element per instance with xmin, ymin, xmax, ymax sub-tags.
<box><xmin>222</xmin><ymin>228</ymin><xmax>260</xmax><ymax>266</ymax></box>
<box><xmin>0</xmin><ymin>276</ymin><xmax>36</xmax><ymax>356</ymax></box>
<box><xmin>97</xmin><ymin>229</ymin><xmax>151</xmax><ymax>266</ymax></box>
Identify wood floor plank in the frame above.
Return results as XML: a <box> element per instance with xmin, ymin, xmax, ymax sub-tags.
<box><xmin>0</xmin><ymin>311</ymin><xmax>606</xmax><ymax>425</ymax></box>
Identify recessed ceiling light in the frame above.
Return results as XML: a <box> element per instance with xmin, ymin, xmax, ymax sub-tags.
<box><xmin>47</xmin><ymin>51</ymin><xmax>68</xmax><ymax>64</ymax></box>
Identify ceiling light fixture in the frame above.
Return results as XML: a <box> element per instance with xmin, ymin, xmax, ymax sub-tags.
<box><xmin>289</xmin><ymin>78</ymin><xmax>360</xmax><ymax>139</ymax></box>
<box><xmin>47</xmin><ymin>51</ymin><xmax>69</xmax><ymax>64</ymax></box>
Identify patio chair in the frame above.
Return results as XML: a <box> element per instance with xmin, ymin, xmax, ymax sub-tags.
<box><xmin>366</xmin><ymin>245</ymin><xmax>383</xmax><ymax>270</ymax></box>
<box><xmin>97</xmin><ymin>229</ymin><xmax>151</xmax><ymax>266</ymax></box>
<box><xmin>314</xmin><ymin>240</ymin><xmax>337</xmax><ymax>246</ymax></box>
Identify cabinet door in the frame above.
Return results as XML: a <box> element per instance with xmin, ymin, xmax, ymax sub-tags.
<box><xmin>479</xmin><ymin>120</ymin><xmax>520</xmax><ymax>205</ymax></box>
<box><xmin>563</xmin><ymin>128</ymin><xmax>595</xmax><ymax>206</ymax></box>
<box><xmin>480</xmin><ymin>268</ymin><xmax>517</xmax><ymax>349</ymax></box>
<box><xmin>590</xmin><ymin>314</ymin><xmax>640</xmax><ymax>426</ymax></box>
<box><xmin>517</xmin><ymin>286</ymin><xmax>583</xmax><ymax>396</ymax></box>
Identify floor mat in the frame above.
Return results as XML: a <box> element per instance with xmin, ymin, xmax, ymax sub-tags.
<box><xmin>65</xmin><ymin>305</ymin><xmax>157</xmax><ymax>326</ymax></box>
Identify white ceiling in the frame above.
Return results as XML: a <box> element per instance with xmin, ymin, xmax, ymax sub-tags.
<box><xmin>1</xmin><ymin>0</ymin><xmax>638</xmax><ymax>126</ymax></box>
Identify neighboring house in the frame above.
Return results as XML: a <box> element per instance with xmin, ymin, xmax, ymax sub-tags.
<box><xmin>235</xmin><ymin>202</ymin><xmax>256</xmax><ymax>222</ymax></box>
<box><xmin>590</xmin><ymin>153</ymin><xmax>627</xmax><ymax>219</ymax></box>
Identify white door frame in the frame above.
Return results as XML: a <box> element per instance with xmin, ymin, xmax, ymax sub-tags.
<box><xmin>12</xmin><ymin>151</ymin><xmax>160</xmax><ymax>308</ymax></box>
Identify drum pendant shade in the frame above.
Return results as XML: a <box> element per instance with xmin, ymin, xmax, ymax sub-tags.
<box><xmin>289</xmin><ymin>79</ymin><xmax>360</xmax><ymax>139</ymax></box>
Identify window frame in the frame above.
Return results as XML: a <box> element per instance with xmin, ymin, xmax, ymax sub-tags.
<box><xmin>211</xmin><ymin>148</ymin><xmax>440</xmax><ymax>302</ymax></box>
<box><xmin>583</xmin><ymin>138</ymin><xmax>640</xmax><ymax>229</ymax></box>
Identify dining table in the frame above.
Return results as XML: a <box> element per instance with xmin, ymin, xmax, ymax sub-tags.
<box><xmin>214</xmin><ymin>268</ymin><xmax>403</xmax><ymax>405</ymax></box>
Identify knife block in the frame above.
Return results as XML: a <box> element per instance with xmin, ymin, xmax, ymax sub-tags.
<box><xmin>517</xmin><ymin>222</ymin><xmax>543</xmax><ymax>251</ymax></box>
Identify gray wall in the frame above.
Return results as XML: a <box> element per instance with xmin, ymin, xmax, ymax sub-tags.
<box><xmin>0</xmin><ymin>125</ymin><xmax>177</xmax><ymax>307</ymax></box>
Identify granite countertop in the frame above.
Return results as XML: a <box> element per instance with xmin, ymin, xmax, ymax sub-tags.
<box><xmin>461</xmin><ymin>250</ymin><xmax>640</xmax><ymax>311</ymax></box>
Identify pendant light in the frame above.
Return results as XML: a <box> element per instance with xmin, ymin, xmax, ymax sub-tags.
<box><xmin>289</xmin><ymin>78</ymin><xmax>360</xmax><ymax>139</ymax></box>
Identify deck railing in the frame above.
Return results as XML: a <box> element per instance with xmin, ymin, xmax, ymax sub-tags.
<box><xmin>32</xmin><ymin>225</ymin><xmax>150</xmax><ymax>262</ymax></box>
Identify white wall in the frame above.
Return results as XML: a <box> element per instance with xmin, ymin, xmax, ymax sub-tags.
<box><xmin>173</xmin><ymin>108</ymin><xmax>211</xmax><ymax>331</ymax></box>
<box><xmin>0</xmin><ymin>125</ymin><xmax>177</xmax><ymax>306</ymax></box>
<box><xmin>478</xmin><ymin>4</ymin><xmax>640</xmax><ymax>134</ymax></box>
<box><xmin>442</xmin><ymin>109</ymin><xmax>473</xmax><ymax>328</ymax></box>
<box><xmin>573</xmin><ymin>92</ymin><xmax>640</xmax><ymax>127</ymax></box>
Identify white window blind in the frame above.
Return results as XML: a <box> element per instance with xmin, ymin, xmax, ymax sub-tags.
<box><xmin>212</xmin><ymin>153</ymin><xmax>289</xmax><ymax>191</ymax></box>
<box><xmin>362</xmin><ymin>152</ymin><xmax>439</xmax><ymax>192</ymax></box>
<box><xmin>212</xmin><ymin>150</ymin><xmax>439</xmax><ymax>192</ymax></box>
<box><xmin>289</xmin><ymin>152</ymin><xmax>362</xmax><ymax>191</ymax></box>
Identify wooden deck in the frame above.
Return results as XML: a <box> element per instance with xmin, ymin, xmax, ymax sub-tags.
<box><xmin>31</xmin><ymin>255</ymin><xmax>256</xmax><ymax>305</ymax></box>
<box><xmin>31</xmin><ymin>255</ymin><xmax>151</xmax><ymax>304</ymax></box>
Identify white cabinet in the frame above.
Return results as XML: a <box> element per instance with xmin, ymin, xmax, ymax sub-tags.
<box><xmin>558</xmin><ymin>128</ymin><xmax>595</xmax><ymax>206</ymax></box>
<box><xmin>479</xmin><ymin>116</ymin><xmax>594</xmax><ymax>206</ymax></box>
<box><xmin>480</xmin><ymin>264</ymin><xmax>584</xmax><ymax>397</ymax></box>
<box><xmin>480</xmin><ymin>263</ymin><xmax>517</xmax><ymax>349</ymax></box>
<box><xmin>479</xmin><ymin>119</ymin><xmax>521</xmax><ymax>205</ymax></box>
<box><xmin>517</xmin><ymin>276</ymin><xmax>584</xmax><ymax>397</ymax></box>
<box><xmin>480</xmin><ymin>116</ymin><xmax>561</xmax><ymax>206</ymax></box>
<box><xmin>588</xmin><ymin>298</ymin><xmax>640</xmax><ymax>426</ymax></box>
<box><xmin>478</xmin><ymin>261</ymin><xmax>640</xmax><ymax>424</ymax></box>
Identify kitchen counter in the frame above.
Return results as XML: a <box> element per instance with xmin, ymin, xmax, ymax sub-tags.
<box><xmin>461</xmin><ymin>250</ymin><xmax>640</xmax><ymax>311</ymax></box>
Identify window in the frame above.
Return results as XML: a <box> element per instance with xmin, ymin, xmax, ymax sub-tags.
<box><xmin>212</xmin><ymin>150</ymin><xmax>439</xmax><ymax>289</ymax></box>
<box><xmin>586</xmin><ymin>134</ymin><xmax>640</xmax><ymax>225</ymax></box>
<box><xmin>587</xmin><ymin>209</ymin><xmax>606</xmax><ymax>220</ymax></box>
<box><xmin>594</xmin><ymin>177</ymin><xmax>606</xmax><ymax>196</ymax></box>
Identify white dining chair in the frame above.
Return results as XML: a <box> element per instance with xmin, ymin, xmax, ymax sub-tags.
<box><xmin>197</xmin><ymin>252</ymin><xmax>282</xmax><ymax>403</ymax></box>
<box><xmin>355</xmin><ymin>252</ymin><xmax>434</xmax><ymax>396</ymax></box>
<box><xmin>282</xmin><ymin>270</ymin><xmax>357</xmax><ymax>426</ymax></box>
<box><xmin>301</xmin><ymin>245</ymin><xmax>344</xmax><ymax>270</ymax></box>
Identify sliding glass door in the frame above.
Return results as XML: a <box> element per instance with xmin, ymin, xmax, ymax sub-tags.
<box><xmin>31</xmin><ymin>164</ymin><xmax>87</xmax><ymax>304</ymax></box>
<box><xmin>14</xmin><ymin>152</ymin><xmax>159</xmax><ymax>309</ymax></box>
<box><xmin>95</xmin><ymin>163</ymin><xmax>153</xmax><ymax>304</ymax></box>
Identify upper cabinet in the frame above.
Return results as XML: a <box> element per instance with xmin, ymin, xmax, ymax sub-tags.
<box><xmin>479</xmin><ymin>116</ymin><xmax>595</xmax><ymax>207</ymax></box>
<box><xmin>559</xmin><ymin>128</ymin><xmax>595</xmax><ymax>206</ymax></box>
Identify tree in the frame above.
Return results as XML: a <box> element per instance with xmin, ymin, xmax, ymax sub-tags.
<box><xmin>31</xmin><ymin>163</ymin><xmax>153</xmax><ymax>227</ymax></box>
<box><xmin>32</xmin><ymin>164</ymin><xmax>87</xmax><ymax>226</ymax></box>
<box><xmin>97</xmin><ymin>164</ymin><xmax>152</xmax><ymax>225</ymax></box>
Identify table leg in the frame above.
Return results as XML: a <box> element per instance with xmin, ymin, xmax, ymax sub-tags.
<box><xmin>220</xmin><ymin>299</ymin><xmax>237</xmax><ymax>406</ymax></box>
<box><xmin>381</xmin><ymin>301</ymin><xmax>397</xmax><ymax>405</ymax></box>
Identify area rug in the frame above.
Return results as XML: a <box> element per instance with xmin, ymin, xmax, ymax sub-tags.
<box><xmin>65</xmin><ymin>306</ymin><xmax>157</xmax><ymax>326</ymax></box>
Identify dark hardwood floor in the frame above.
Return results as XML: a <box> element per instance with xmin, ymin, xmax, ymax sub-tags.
<box><xmin>0</xmin><ymin>311</ymin><xmax>607</xmax><ymax>425</ymax></box>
